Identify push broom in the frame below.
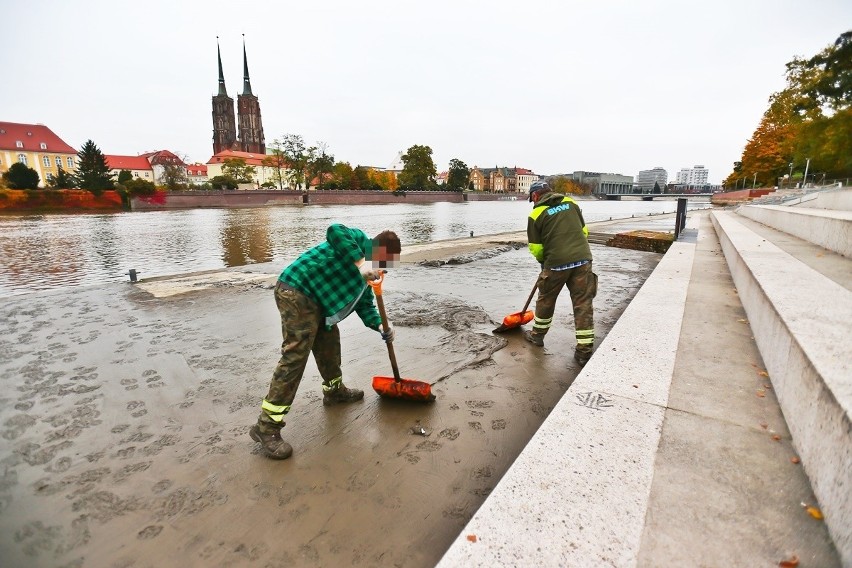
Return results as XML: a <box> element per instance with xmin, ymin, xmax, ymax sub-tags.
<box><xmin>368</xmin><ymin>273</ymin><xmax>435</xmax><ymax>402</ymax></box>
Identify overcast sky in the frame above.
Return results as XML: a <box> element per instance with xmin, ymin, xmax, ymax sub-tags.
<box><xmin>3</xmin><ymin>1</ymin><xmax>850</xmax><ymax>184</ymax></box>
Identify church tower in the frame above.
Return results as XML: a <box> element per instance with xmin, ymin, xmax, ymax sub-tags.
<box><xmin>237</xmin><ymin>36</ymin><xmax>266</xmax><ymax>154</ymax></box>
<box><xmin>212</xmin><ymin>39</ymin><xmax>237</xmax><ymax>154</ymax></box>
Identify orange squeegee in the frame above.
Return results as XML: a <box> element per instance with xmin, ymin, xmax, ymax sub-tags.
<box><xmin>368</xmin><ymin>273</ymin><xmax>435</xmax><ymax>402</ymax></box>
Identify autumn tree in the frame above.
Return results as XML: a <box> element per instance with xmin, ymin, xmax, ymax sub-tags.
<box><xmin>280</xmin><ymin>134</ymin><xmax>308</xmax><ymax>189</ymax></box>
<box><xmin>446</xmin><ymin>159</ymin><xmax>470</xmax><ymax>192</ymax></box>
<box><xmin>75</xmin><ymin>139</ymin><xmax>114</xmax><ymax>195</ymax></box>
<box><xmin>367</xmin><ymin>168</ymin><xmax>397</xmax><ymax>191</ymax></box>
<box><xmin>331</xmin><ymin>162</ymin><xmax>354</xmax><ymax>189</ymax></box>
<box><xmin>726</xmin><ymin>30</ymin><xmax>852</xmax><ymax>187</ymax></box>
<box><xmin>306</xmin><ymin>142</ymin><xmax>335</xmax><ymax>190</ymax></box>
<box><xmin>398</xmin><ymin>144</ymin><xmax>437</xmax><ymax>190</ymax></box>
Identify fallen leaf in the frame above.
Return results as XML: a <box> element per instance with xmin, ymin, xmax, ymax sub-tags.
<box><xmin>791</xmin><ymin>457</ymin><xmax>800</xmax><ymax>464</ymax></box>
<box><xmin>758</xmin><ymin>370</ymin><xmax>769</xmax><ymax>377</ymax></box>
<box><xmin>764</xmin><ymin>383</ymin><xmax>772</xmax><ymax>389</ymax></box>
<box><xmin>779</xmin><ymin>554</ymin><xmax>799</xmax><ymax>567</ymax></box>
<box><xmin>806</xmin><ymin>507</ymin><xmax>823</xmax><ymax>520</ymax></box>
<box><xmin>467</xmin><ymin>534</ymin><xmax>478</xmax><ymax>543</ymax></box>
<box><xmin>738</xmin><ymin>319</ymin><xmax>748</xmax><ymax>323</ymax></box>
<box><xmin>772</xmin><ymin>435</ymin><xmax>781</xmax><ymax>441</ymax></box>
<box><xmin>760</xmin><ymin>423</ymin><xmax>768</xmax><ymax>429</ymax></box>
<box><xmin>632</xmin><ymin>384</ymin><xmax>639</xmax><ymax>388</ymax></box>
<box><xmin>757</xmin><ymin>391</ymin><xmax>766</xmax><ymax>398</ymax></box>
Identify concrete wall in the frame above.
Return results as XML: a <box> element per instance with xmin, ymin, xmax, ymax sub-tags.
<box><xmin>799</xmin><ymin>188</ymin><xmax>852</xmax><ymax>211</ymax></box>
<box><xmin>130</xmin><ymin>190</ymin><xmax>520</xmax><ymax>210</ymax></box>
<box><xmin>737</xmin><ymin>205</ymin><xmax>852</xmax><ymax>257</ymax></box>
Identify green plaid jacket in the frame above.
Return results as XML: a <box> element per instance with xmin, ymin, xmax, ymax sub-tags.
<box><xmin>279</xmin><ymin>224</ymin><xmax>381</xmax><ymax>330</ymax></box>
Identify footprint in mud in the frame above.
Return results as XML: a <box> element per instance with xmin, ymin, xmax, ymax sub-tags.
<box><xmin>449</xmin><ymin>403</ymin><xmax>460</xmax><ymax>410</ymax></box>
<box><xmin>120</xmin><ymin>378</ymin><xmax>139</xmax><ymax>391</ymax></box>
<box><xmin>14</xmin><ymin>521</ymin><xmax>62</xmax><ymax>557</ymax></box>
<box><xmin>472</xmin><ymin>466</ymin><xmax>493</xmax><ymax>479</ymax></box>
<box><xmin>61</xmin><ymin>352</ymin><xmax>78</xmax><ymax>363</ymax></box>
<box><xmin>442</xmin><ymin>505</ymin><xmax>468</xmax><ymax>520</ymax></box>
<box><xmin>346</xmin><ymin>472</ymin><xmax>378</xmax><ymax>492</ymax></box>
<box><xmin>468</xmin><ymin>422</ymin><xmax>483</xmax><ymax>433</ymax></box>
<box><xmin>126</xmin><ymin>401</ymin><xmax>147</xmax><ymax>418</ymax></box>
<box><xmin>111</xmin><ymin>424</ymin><xmax>130</xmax><ymax>434</ymax></box>
<box><xmin>491</xmin><ymin>419</ymin><xmax>507</xmax><ymax>430</ymax></box>
<box><xmin>437</xmin><ymin>428</ymin><xmax>460</xmax><ymax>441</ymax></box>
<box><xmin>465</xmin><ymin>400</ymin><xmax>495</xmax><ymax>409</ymax></box>
<box><xmin>46</xmin><ymin>456</ymin><xmax>73</xmax><ymax>473</ymax></box>
<box><xmin>2</xmin><ymin>414</ymin><xmax>37</xmax><ymax>440</ymax></box>
<box><xmin>14</xmin><ymin>401</ymin><xmax>34</xmax><ymax>411</ymax></box>
<box><xmin>115</xmin><ymin>340</ymin><xmax>134</xmax><ymax>353</ymax></box>
<box><xmin>152</xmin><ymin>480</ymin><xmax>173</xmax><ymax>494</ymax></box>
<box><xmin>138</xmin><ymin>525</ymin><xmax>163</xmax><ymax>540</ymax></box>
<box><xmin>415</xmin><ymin>440</ymin><xmax>442</xmax><ymax>452</ymax></box>
<box><xmin>469</xmin><ymin>411</ymin><xmax>484</xmax><ymax>417</ymax></box>
<box><xmin>115</xmin><ymin>447</ymin><xmax>136</xmax><ymax>459</ymax></box>
<box><xmin>85</xmin><ymin>451</ymin><xmax>104</xmax><ymax>463</ymax></box>
<box><xmin>142</xmin><ymin>370</ymin><xmax>164</xmax><ymax>389</ymax></box>
<box><xmin>114</xmin><ymin>461</ymin><xmax>152</xmax><ymax>482</ymax></box>
<box><xmin>403</xmin><ymin>454</ymin><xmax>420</xmax><ymax>464</ymax></box>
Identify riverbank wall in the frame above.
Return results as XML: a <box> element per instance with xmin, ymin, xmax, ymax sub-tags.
<box><xmin>130</xmin><ymin>189</ymin><xmax>524</xmax><ymax>210</ymax></box>
<box><xmin>0</xmin><ymin>188</ymin><xmax>123</xmax><ymax>212</ymax></box>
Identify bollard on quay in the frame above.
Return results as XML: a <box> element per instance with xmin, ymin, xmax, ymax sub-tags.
<box><xmin>126</xmin><ymin>269</ymin><xmax>141</xmax><ymax>283</ymax></box>
<box><xmin>470</xmin><ymin>231</ymin><xmax>474</xmax><ymax>237</ymax></box>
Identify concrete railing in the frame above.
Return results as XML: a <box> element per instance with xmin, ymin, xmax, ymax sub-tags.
<box><xmin>711</xmin><ymin>210</ymin><xmax>852</xmax><ymax>566</ymax></box>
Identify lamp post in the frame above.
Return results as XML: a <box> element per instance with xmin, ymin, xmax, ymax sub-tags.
<box><xmin>788</xmin><ymin>162</ymin><xmax>793</xmax><ymax>188</ymax></box>
<box><xmin>753</xmin><ymin>173</ymin><xmax>757</xmax><ymax>189</ymax></box>
<box><xmin>802</xmin><ymin>158</ymin><xmax>810</xmax><ymax>188</ymax></box>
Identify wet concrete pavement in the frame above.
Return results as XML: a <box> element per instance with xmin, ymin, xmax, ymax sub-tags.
<box><xmin>0</xmin><ymin>217</ymin><xmax>665</xmax><ymax>567</ymax></box>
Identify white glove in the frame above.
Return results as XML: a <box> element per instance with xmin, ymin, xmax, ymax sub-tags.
<box><xmin>359</xmin><ymin>262</ymin><xmax>382</xmax><ymax>282</ymax></box>
<box><xmin>380</xmin><ymin>324</ymin><xmax>395</xmax><ymax>343</ymax></box>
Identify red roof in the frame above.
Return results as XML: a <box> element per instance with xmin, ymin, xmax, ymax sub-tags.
<box><xmin>207</xmin><ymin>149</ymin><xmax>271</xmax><ymax>167</ymax></box>
<box><xmin>105</xmin><ymin>155</ymin><xmax>153</xmax><ymax>171</ymax></box>
<box><xmin>139</xmin><ymin>149</ymin><xmax>186</xmax><ymax>166</ymax></box>
<box><xmin>0</xmin><ymin>121</ymin><xmax>77</xmax><ymax>153</ymax></box>
<box><xmin>186</xmin><ymin>163</ymin><xmax>208</xmax><ymax>175</ymax></box>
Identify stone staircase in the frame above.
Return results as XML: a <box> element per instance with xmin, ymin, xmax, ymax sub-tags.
<box><xmin>710</xmin><ymin>188</ymin><xmax>852</xmax><ymax>564</ymax></box>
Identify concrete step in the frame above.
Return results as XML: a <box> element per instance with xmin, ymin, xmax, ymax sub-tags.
<box><xmin>711</xmin><ymin>210</ymin><xmax>852</xmax><ymax>565</ymax></box>
<box><xmin>737</xmin><ymin>203</ymin><xmax>852</xmax><ymax>257</ymax></box>
<box><xmin>790</xmin><ymin>187</ymin><xmax>852</xmax><ymax>210</ymax></box>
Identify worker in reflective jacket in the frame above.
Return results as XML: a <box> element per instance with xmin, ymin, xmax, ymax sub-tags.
<box><xmin>525</xmin><ymin>180</ymin><xmax>597</xmax><ymax>367</ymax></box>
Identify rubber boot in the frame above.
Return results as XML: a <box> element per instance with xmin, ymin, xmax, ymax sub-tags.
<box><xmin>524</xmin><ymin>330</ymin><xmax>544</xmax><ymax>347</ymax></box>
<box><xmin>574</xmin><ymin>350</ymin><xmax>592</xmax><ymax>367</ymax></box>
<box><xmin>249</xmin><ymin>425</ymin><xmax>293</xmax><ymax>460</ymax></box>
<box><xmin>322</xmin><ymin>383</ymin><xmax>364</xmax><ymax>406</ymax></box>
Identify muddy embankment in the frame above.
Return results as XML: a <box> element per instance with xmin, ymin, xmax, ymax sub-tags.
<box><xmin>0</xmin><ymin>234</ymin><xmax>662</xmax><ymax>567</ymax></box>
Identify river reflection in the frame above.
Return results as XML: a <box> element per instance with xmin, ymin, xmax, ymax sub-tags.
<box><xmin>0</xmin><ymin>200</ymin><xmax>709</xmax><ymax>297</ymax></box>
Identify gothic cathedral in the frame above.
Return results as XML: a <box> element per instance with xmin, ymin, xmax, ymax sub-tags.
<box><xmin>212</xmin><ymin>37</ymin><xmax>265</xmax><ymax>155</ymax></box>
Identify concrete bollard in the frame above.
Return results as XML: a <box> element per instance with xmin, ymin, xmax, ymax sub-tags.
<box><xmin>126</xmin><ymin>269</ymin><xmax>140</xmax><ymax>283</ymax></box>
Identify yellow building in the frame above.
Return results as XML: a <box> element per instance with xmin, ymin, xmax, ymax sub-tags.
<box><xmin>0</xmin><ymin>121</ymin><xmax>77</xmax><ymax>187</ymax></box>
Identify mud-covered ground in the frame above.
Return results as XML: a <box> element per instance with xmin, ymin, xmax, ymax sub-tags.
<box><xmin>0</xmin><ymin>236</ymin><xmax>661</xmax><ymax>568</ymax></box>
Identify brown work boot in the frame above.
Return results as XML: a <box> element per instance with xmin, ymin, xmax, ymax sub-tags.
<box><xmin>322</xmin><ymin>383</ymin><xmax>364</xmax><ymax>406</ymax></box>
<box><xmin>574</xmin><ymin>350</ymin><xmax>592</xmax><ymax>367</ymax></box>
<box><xmin>524</xmin><ymin>330</ymin><xmax>544</xmax><ymax>347</ymax></box>
<box><xmin>249</xmin><ymin>425</ymin><xmax>293</xmax><ymax>460</ymax></box>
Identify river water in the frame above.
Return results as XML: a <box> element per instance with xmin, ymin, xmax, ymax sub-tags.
<box><xmin>0</xmin><ymin>199</ymin><xmax>709</xmax><ymax>297</ymax></box>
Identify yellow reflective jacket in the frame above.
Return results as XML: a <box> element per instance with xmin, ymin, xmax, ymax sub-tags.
<box><xmin>527</xmin><ymin>192</ymin><xmax>591</xmax><ymax>267</ymax></box>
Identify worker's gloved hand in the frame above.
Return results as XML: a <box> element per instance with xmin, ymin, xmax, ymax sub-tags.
<box><xmin>359</xmin><ymin>263</ymin><xmax>382</xmax><ymax>282</ymax></box>
<box><xmin>380</xmin><ymin>324</ymin><xmax>395</xmax><ymax>343</ymax></box>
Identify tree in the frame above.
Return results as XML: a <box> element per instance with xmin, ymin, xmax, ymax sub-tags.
<box><xmin>306</xmin><ymin>141</ymin><xmax>335</xmax><ymax>190</ymax></box>
<box><xmin>398</xmin><ymin>144</ymin><xmax>437</xmax><ymax>190</ymax></box>
<box><xmin>47</xmin><ymin>165</ymin><xmax>76</xmax><ymax>189</ymax></box>
<box><xmin>652</xmin><ymin>181</ymin><xmax>662</xmax><ymax>194</ymax></box>
<box><xmin>280</xmin><ymin>134</ymin><xmax>308</xmax><ymax>189</ymax></box>
<box><xmin>3</xmin><ymin>162</ymin><xmax>40</xmax><ymax>189</ymax></box>
<box><xmin>221</xmin><ymin>158</ymin><xmax>255</xmax><ymax>184</ymax></box>
<box><xmin>446</xmin><ymin>159</ymin><xmax>470</xmax><ymax>192</ymax></box>
<box><xmin>331</xmin><ymin>162</ymin><xmax>354</xmax><ymax>189</ymax></box>
<box><xmin>263</xmin><ymin>139</ymin><xmax>289</xmax><ymax>189</ymax></box>
<box><xmin>124</xmin><ymin>178</ymin><xmax>156</xmax><ymax>196</ymax></box>
<box><xmin>160</xmin><ymin>163</ymin><xmax>188</xmax><ymax>190</ymax></box>
<box><xmin>76</xmin><ymin>140</ymin><xmax>114</xmax><ymax>195</ymax></box>
<box><xmin>210</xmin><ymin>175</ymin><xmax>238</xmax><ymax>189</ymax></box>
<box><xmin>117</xmin><ymin>169</ymin><xmax>133</xmax><ymax>184</ymax></box>
<box><xmin>352</xmin><ymin>166</ymin><xmax>371</xmax><ymax>190</ymax></box>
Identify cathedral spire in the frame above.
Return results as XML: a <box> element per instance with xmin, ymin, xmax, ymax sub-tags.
<box><xmin>216</xmin><ymin>36</ymin><xmax>228</xmax><ymax>96</ymax></box>
<box><xmin>242</xmin><ymin>34</ymin><xmax>253</xmax><ymax>96</ymax></box>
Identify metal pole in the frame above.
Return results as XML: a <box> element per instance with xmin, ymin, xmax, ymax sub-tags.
<box><xmin>752</xmin><ymin>173</ymin><xmax>757</xmax><ymax>189</ymax></box>
<box><xmin>802</xmin><ymin>158</ymin><xmax>810</xmax><ymax>188</ymax></box>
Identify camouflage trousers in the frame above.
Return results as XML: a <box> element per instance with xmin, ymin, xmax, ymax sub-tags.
<box><xmin>256</xmin><ymin>282</ymin><xmax>342</xmax><ymax>433</ymax></box>
<box><xmin>531</xmin><ymin>261</ymin><xmax>598</xmax><ymax>356</ymax></box>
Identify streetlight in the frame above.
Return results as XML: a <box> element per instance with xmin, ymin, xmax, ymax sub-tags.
<box><xmin>788</xmin><ymin>162</ymin><xmax>793</xmax><ymax>188</ymax></box>
<box><xmin>752</xmin><ymin>173</ymin><xmax>757</xmax><ymax>189</ymax></box>
<box><xmin>802</xmin><ymin>158</ymin><xmax>810</xmax><ymax>188</ymax></box>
